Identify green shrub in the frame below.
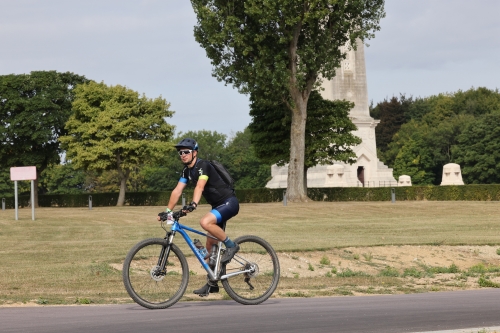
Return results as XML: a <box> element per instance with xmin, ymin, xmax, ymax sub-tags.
<box><xmin>426</xmin><ymin>264</ymin><xmax>460</xmax><ymax>274</ymax></box>
<box><xmin>478</xmin><ymin>275</ymin><xmax>500</xmax><ymax>288</ymax></box>
<box><xmin>320</xmin><ymin>256</ymin><xmax>331</xmax><ymax>265</ymax></box>
<box><xmin>379</xmin><ymin>266</ymin><xmax>399</xmax><ymax>277</ymax></box>
<box><xmin>336</xmin><ymin>268</ymin><xmax>370</xmax><ymax>277</ymax></box>
<box><xmin>403</xmin><ymin>267</ymin><xmax>423</xmax><ymax>278</ymax></box>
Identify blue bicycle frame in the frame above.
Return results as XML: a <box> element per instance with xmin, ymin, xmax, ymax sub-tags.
<box><xmin>167</xmin><ymin>219</ymin><xmax>253</xmax><ymax>281</ymax></box>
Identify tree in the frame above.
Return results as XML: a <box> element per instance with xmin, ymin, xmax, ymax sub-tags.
<box><xmin>250</xmin><ymin>90</ymin><xmax>361</xmax><ymax>187</ymax></box>
<box><xmin>140</xmin><ymin>163</ymin><xmax>180</xmax><ymax>191</ymax></box>
<box><xmin>0</xmin><ymin>168</ymin><xmax>13</xmax><ymax>197</ymax></box>
<box><xmin>191</xmin><ymin>0</ymin><xmax>385</xmax><ymax>201</ymax></box>
<box><xmin>392</xmin><ymin>138</ymin><xmax>435</xmax><ymax>185</ymax></box>
<box><xmin>222</xmin><ymin>127</ymin><xmax>271</xmax><ymax>189</ymax></box>
<box><xmin>379</xmin><ymin>88</ymin><xmax>500</xmax><ymax>184</ymax></box>
<box><xmin>453</xmin><ymin>113</ymin><xmax>500</xmax><ymax>184</ymax></box>
<box><xmin>425</xmin><ymin>114</ymin><xmax>473</xmax><ymax>181</ymax></box>
<box><xmin>41</xmin><ymin>163</ymin><xmax>89</xmax><ymax>194</ymax></box>
<box><xmin>370</xmin><ymin>95</ymin><xmax>412</xmax><ymax>153</ymax></box>
<box><xmin>0</xmin><ymin>71</ymin><xmax>88</xmax><ymax>206</ymax></box>
<box><xmin>59</xmin><ymin>82</ymin><xmax>175</xmax><ymax>206</ymax></box>
<box><xmin>452</xmin><ymin>87</ymin><xmax>500</xmax><ymax>117</ymax></box>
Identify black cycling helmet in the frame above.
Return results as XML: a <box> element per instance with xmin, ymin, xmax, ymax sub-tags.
<box><xmin>174</xmin><ymin>138</ymin><xmax>198</xmax><ymax>151</ymax></box>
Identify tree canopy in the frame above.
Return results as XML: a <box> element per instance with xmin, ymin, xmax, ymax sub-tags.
<box><xmin>222</xmin><ymin>127</ymin><xmax>271</xmax><ymax>189</ymax></box>
<box><xmin>370</xmin><ymin>94</ymin><xmax>412</xmax><ymax>154</ymax></box>
<box><xmin>191</xmin><ymin>0</ymin><xmax>385</xmax><ymax>201</ymax></box>
<box><xmin>372</xmin><ymin>87</ymin><xmax>500</xmax><ymax>185</ymax></box>
<box><xmin>453</xmin><ymin>113</ymin><xmax>500</xmax><ymax>184</ymax></box>
<box><xmin>41</xmin><ymin>163</ymin><xmax>89</xmax><ymax>194</ymax></box>
<box><xmin>59</xmin><ymin>81</ymin><xmax>175</xmax><ymax>206</ymax></box>
<box><xmin>0</xmin><ymin>71</ymin><xmax>88</xmax><ymax>205</ymax></box>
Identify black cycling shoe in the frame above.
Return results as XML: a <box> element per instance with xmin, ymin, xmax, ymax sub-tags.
<box><xmin>193</xmin><ymin>283</ymin><xmax>219</xmax><ymax>297</ymax></box>
<box><xmin>221</xmin><ymin>244</ymin><xmax>240</xmax><ymax>264</ymax></box>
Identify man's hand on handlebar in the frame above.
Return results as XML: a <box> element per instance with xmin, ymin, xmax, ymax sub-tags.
<box><xmin>157</xmin><ymin>211</ymin><xmax>173</xmax><ymax>222</ymax></box>
<box><xmin>182</xmin><ymin>201</ymin><xmax>197</xmax><ymax>213</ymax></box>
<box><xmin>157</xmin><ymin>203</ymin><xmax>196</xmax><ymax>222</ymax></box>
<box><xmin>157</xmin><ymin>209</ymin><xmax>189</xmax><ymax>222</ymax></box>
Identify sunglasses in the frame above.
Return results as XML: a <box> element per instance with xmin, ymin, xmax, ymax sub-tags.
<box><xmin>178</xmin><ymin>149</ymin><xmax>193</xmax><ymax>156</ymax></box>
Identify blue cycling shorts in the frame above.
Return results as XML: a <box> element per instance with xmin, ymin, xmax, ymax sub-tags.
<box><xmin>210</xmin><ymin>196</ymin><xmax>239</xmax><ymax>230</ymax></box>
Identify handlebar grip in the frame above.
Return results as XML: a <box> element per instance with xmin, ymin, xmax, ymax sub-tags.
<box><xmin>173</xmin><ymin>211</ymin><xmax>186</xmax><ymax>219</ymax></box>
<box><xmin>158</xmin><ymin>212</ymin><xmax>170</xmax><ymax>221</ymax></box>
<box><xmin>158</xmin><ymin>210</ymin><xmax>187</xmax><ymax>222</ymax></box>
<box><xmin>182</xmin><ymin>205</ymin><xmax>196</xmax><ymax>212</ymax></box>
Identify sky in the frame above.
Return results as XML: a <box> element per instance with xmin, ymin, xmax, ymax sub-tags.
<box><xmin>1</xmin><ymin>0</ymin><xmax>499</xmax><ymax>138</ymax></box>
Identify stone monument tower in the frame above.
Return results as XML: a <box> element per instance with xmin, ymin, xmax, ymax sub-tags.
<box><xmin>266</xmin><ymin>40</ymin><xmax>396</xmax><ymax>188</ymax></box>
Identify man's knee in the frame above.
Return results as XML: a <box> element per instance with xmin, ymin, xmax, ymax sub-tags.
<box><xmin>200</xmin><ymin>214</ymin><xmax>217</xmax><ymax>230</ymax></box>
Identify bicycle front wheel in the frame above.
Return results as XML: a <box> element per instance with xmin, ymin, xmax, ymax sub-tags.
<box><xmin>123</xmin><ymin>238</ymin><xmax>189</xmax><ymax>309</ymax></box>
<box><xmin>221</xmin><ymin>235</ymin><xmax>280</xmax><ymax>305</ymax></box>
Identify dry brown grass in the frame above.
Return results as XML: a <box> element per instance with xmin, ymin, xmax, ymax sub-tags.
<box><xmin>1</xmin><ymin>201</ymin><xmax>499</xmax><ymax>306</ymax></box>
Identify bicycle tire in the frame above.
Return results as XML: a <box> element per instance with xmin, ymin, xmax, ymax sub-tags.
<box><xmin>123</xmin><ymin>238</ymin><xmax>189</xmax><ymax>309</ymax></box>
<box><xmin>221</xmin><ymin>235</ymin><xmax>280</xmax><ymax>305</ymax></box>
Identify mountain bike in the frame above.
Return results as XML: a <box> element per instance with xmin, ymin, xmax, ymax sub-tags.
<box><xmin>122</xmin><ymin>209</ymin><xmax>280</xmax><ymax>309</ymax></box>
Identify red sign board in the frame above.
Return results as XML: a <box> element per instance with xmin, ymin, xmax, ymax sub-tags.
<box><xmin>10</xmin><ymin>166</ymin><xmax>37</xmax><ymax>181</ymax></box>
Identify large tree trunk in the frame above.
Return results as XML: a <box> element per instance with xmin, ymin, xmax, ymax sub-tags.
<box><xmin>285</xmin><ymin>23</ymin><xmax>316</xmax><ymax>202</ymax></box>
<box><xmin>287</xmin><ymin>92</ymin><xmax>309</xmax><ymax>202</ymax></box>
<box><xmin>117</xmin><ymin>175</ymin><xmax>127</xmax><ymax>206</ymax></box>
<box><xmin>33</xmin><ymin>166</ymin><xmax>47</xmax><ymax>208</ymax></box>
<box><xmin>116</xmin><ymin>154</ymin><xmax>129</xmax><ymax>206</ymax></box>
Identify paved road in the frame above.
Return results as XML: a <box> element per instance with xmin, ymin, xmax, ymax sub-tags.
<box><xmin>2</xmin><ymin>289</ymin><xmax>500</xmax><ymax>333</ymax></box>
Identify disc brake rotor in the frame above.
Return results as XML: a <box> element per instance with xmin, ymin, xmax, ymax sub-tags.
<box><xmin>245</xmin><ymin>263</ymin><xmax>259</xmax><ymax>278</ymax></box>
<box><xmin>150</xmin><ymin>265</ymin><xmax>166</xmax><ymax>282</ymax></box>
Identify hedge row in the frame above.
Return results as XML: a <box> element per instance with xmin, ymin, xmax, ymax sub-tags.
<box><xmin>1</xmin><ymin>185</ymin><xmax>499</xmax><ymax>208</ymax></box>
<box><xmin>307</xmin><ymin>184</ymin><xmax>500</xmax><ymax>202</ymax></box>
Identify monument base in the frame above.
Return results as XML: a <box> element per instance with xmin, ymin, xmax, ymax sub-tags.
<box><xmin>266</xmin><ymin>159</ymin><xmax>396</xmax><ymax>188</ymax></box>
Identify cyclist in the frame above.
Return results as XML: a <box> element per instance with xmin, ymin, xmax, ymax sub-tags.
<box><xmin>159</xmin><ymin>137</ymin><xmax>240</xmax><ymax>297</ymax></box>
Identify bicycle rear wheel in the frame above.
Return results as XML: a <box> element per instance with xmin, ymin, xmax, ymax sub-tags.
<box><xmin>221</xmin><ymin>235</ymin><xmax>280</xmax><ymax>305</ymax></box>
<box><xmin>123</xmin><ymin>238</ymin><xmax>189</xmax><ymax>309</ymax></box>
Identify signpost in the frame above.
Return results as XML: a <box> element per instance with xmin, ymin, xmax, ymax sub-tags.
<box><xmin>10</xmin><ymin>166</ymin><xmax>37</xmax><ymax>220</ymax></box>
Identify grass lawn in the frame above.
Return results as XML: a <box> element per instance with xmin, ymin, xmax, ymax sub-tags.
<box><xmin>1</xmin><ymin>201</ymin><xmax>499</xmax><ymax>306</ymax></box>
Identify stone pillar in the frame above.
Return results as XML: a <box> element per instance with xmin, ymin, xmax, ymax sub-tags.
<box><xmin>398</xmin><ymin>175</ymin><xmax>412</xmax><ymax>186</ymax></box>
<box><xmin>440</xmin><ymin>163</ymin><xmax>464</xmax><ymax>185</ymax></box>
<box><xmin>325</xmin><ymin>164</ymin><xmax>348</xmax><ymax>187</ymax></box>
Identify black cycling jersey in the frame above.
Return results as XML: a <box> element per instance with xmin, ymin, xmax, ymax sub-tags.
<box><xmin>179</xmin><ymin>158</ymin><xmax>234</xmax><ymax>207</ymax></box>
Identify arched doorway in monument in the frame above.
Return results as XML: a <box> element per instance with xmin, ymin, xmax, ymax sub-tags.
<box><xmin>357</xmin><ymin>166</ymin><xmax>365</xmax><ymax>187</ymax></box>
<box><xmin>356</xmin><ymin>154</ymin><xmax>370</xmax><ymax>187</ymax></box>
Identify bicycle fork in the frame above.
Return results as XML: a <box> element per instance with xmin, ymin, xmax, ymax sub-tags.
<box><xmin>154</xmin><ymin>232</ymin><xmax>176</xmax><ymax>275</ymax></box>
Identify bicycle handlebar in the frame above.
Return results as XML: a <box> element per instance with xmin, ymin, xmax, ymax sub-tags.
<box><xmin>158</xmin><ymin>210</ymin><xmax>186</xmax><ymax>222</ymax></box>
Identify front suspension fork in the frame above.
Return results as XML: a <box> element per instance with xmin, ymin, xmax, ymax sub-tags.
<box><xmin>157</xmin><ymin>231</ymin><xmax>176</xmax><ymax>271</ymax></box>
